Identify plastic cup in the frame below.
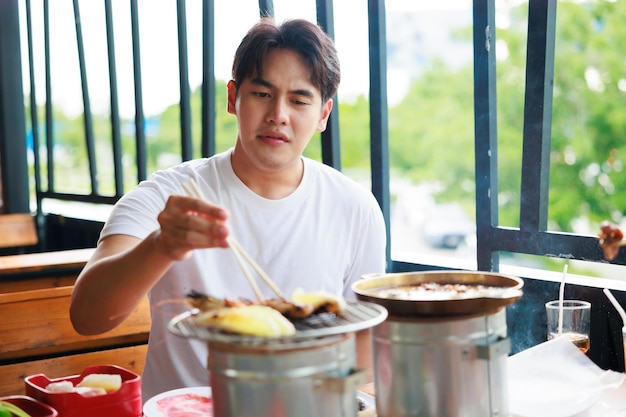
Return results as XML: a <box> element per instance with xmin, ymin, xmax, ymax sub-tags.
<box><xmin>546</xmin><ymin>300</ymin><xmax>591</xmax><ymax>354</ymax></box>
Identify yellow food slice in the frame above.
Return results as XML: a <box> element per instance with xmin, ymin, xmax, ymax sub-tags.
<box><xmin>291</xmin><ymin>288</ymin><xmax>347</xmax><ymax>314</ymax></box>
<box><xmin>76</xmin><ymin>373</ymin><xmax>122</xmax><ymax>393</ymax></box>
<box><xmin>194</xmin><ymin>305</ymin><xmax>296</xmax><ymax>337</ymax></box>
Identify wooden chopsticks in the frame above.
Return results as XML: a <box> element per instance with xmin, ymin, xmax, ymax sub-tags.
<box><xmin>225</xmin><ymin>237</ymin><xmax>286</xmax><ymax>300</ymax></box>
<box><xmin>181</xmin><ymin>179</ymin><xmax>286</xmax><ymax>304</ymax></box>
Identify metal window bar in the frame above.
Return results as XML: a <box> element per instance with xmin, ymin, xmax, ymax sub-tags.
<box><xmin>177</xmin><ymin>0</ymin><xmax>193</xmax><ymax>162</ymax></box>
<box><xmin>201</xmin><ymin>0</ymin><xmax>216</xmax><ymax>158</ymax></box>
<box><xmin>519</xmin><ymin>0</ymin><xmax>555</xmax><ymax>234</ymax></box>
<box><xmin>258</xmin><ymin>0</ymin><xmax>274</xmax><ymax>18</ymax></box>
<box><xmin>71</xmin><ymin>0</ymin><xmax>98</xmax><ymax>194</ymax></box>
<box><xmin>368</xmin><ymin>0</ymin><xmax>391</xmax><ymax>269</ymax></box>
<box><xmin>316</xmin><ymin>0</ymin><xmax>341</xmax><ymax>170</ymax></box>
<box><xmin>0</xmin><ymin>0</ymin><xmax>29</xmax><ymax>214</ymax></box>
<box><xmin>44</xmin><ymin>0</ymin><xmax>53</xmax><ymax>193</ymax></box>
<box><xmin>472</xmin><ymin>0</ymin><xmax>500</xmax><ymax>271</ymax></box>
<box><xmin>24</xmin><ymin>0</ymin><xmax>45</xmax><ymax>244</ymax></box>
<box><xmin>130</xmin><ymin>0</ymin><xmax>147</xmax><ymax>183</ymax></box>
<box><xmin>25</xmin><ymin>0</ymin><xmax>42</xmax><ymax>213</ymax></box>
<box><xmin>104</xmin><ymin>0</ymin><xmax>124</xmax><ymax>195</ymax></box>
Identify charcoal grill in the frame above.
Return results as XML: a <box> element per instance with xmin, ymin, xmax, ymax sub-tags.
<box><xmin>169</xmin><ymin>301</ymin><xmax>387</xmax><ymax>345</ymax></box>
<box><xmin>168</xmin><ymin>301</ymin><xmax>388</xmax><ymax>417</ymax></box>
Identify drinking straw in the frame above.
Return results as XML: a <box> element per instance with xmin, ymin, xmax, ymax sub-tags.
<box><xmin>558</xmin><ymin>264</ymin><xmax>568</xmax><ymax>335</ymax></box>
<box><xmin>603</xmin><ymin>288</ymin><xmax>626</xmax><ymax>327</ymax></box>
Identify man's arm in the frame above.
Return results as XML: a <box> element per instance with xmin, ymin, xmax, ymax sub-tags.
<box><xmin>70</xmin><ymin>233</ymin><xmax>173</xmax><ymax>335</ymax></box>
<box><xmin>70</xmin><ymin>194</ymin><xmax>230</xmax><ymax>335</ymax></box>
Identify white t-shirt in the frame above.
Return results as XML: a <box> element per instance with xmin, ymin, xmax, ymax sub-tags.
<box><xmin>99</xmin><ymin>149</ymin><xmax>387</xmax><ymax>400</ymax></box>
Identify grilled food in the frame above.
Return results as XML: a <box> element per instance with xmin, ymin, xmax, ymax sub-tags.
<box><xmin>186</xmin><ymin>290</ymin><xmax>315</xmax><ymax>320</ymax></box>
<box><xmin>291</xmin><ymin>288</ymin><xmax>347</xmax><ymax>314</ymax></box>
<box><xmin>185</xmin><ymin>288</ymin><xmax>347</xmax><ymax>337</ymax></box>
<box><xmin>263</xmin><ymin>298</ymin><xmax>315</xmax><ymax>319</ymax></box>
<box><xmin>194</xmin><ymin>304</ymin><xmax>296</xmax><ymax>337</ymax></box>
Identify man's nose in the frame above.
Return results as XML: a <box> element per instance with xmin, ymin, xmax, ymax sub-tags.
<box><xmin>266</xmin><ymin>98</ymin><xmax>288</xmax><ymax>125</ymax></box>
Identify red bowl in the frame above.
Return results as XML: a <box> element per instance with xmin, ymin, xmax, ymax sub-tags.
<box><xmin>0</xmin><ymin>395</ymin><xmax>58</xmax><ymax>417</ymax></box>
<box><xmin>24</xmin><ymin>365</ymin><xmax>142</xmax><ymax>417</ymax></box>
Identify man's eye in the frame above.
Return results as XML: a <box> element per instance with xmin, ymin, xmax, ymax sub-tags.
<box><xmin>255</xmin><ymin>92</ymin><xmax>270</xmax><ymax>98</ymax></box>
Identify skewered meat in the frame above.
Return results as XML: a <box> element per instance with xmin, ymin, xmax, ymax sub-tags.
<box><xmin>194</xmin><ymin>304</ymin><xmax>296</xmax><ymax>337</ymax></box>
<box><xmin>598</xmin><ymin>221</ymin><xmax>625</xmax><ymax>261</ymax></box>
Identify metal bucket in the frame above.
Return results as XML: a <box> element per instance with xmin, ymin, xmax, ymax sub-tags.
<box><xmin>372</xmin><ymin>309</ymin><xmax>510</xmax><ymax>417</ymax></box>
<box><xmin>207</xmin><ymin>333</ymin><xmax>366</xmax><ymax>417</ymax></box>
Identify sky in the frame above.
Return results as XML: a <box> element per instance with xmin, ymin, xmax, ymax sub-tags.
<box><xmin>19</xmin><ymin>0</ymin><xmax>472</xmax><ymax>118</ymax></box>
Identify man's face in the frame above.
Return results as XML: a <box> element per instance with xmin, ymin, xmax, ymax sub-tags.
<box><xmin>227</xmin><ymin>48</ymin><xmax>333</xmax><ymax>175</ymax></box>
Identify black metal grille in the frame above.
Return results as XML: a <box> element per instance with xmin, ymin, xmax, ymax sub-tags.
<box><xmin>168</xmin><ymin>301</ymin><xmax>387</xmax><ymax>347</ymax></box>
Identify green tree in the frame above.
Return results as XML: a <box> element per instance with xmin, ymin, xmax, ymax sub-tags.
<box><xmin>549</xmin><ymin>1</ymin><xmax>626</xmax><ymax>230</ymax></box>
<box><xmin>384</xmin><ymin>0</ymin><xmax>626</xmax><ymax>232</ymax></box>
<box><xmin>492</xmin><ymin>1</ymin><xmax>626</xmax><ymax>231</ymax></box>
<box><xmin>389</xmin><ymin>59</ymin><xmax>475</xmax><ymax>195</ymax></box>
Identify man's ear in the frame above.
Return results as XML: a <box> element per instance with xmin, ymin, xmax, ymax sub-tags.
<box><xmin>227</xmin><ymin>80</ymin><xmax>237</xmax><ymax>114</ymax></box>
<box><xmin>316</xmin><ymin>99</ymin><xmax>334</xmax><ymax>132</ymax></box>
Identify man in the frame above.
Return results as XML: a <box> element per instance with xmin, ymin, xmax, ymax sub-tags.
<box><xmin>70</xmin><ymin>17</ymin><xmax>386</xmax><ymax>400</ymax></box>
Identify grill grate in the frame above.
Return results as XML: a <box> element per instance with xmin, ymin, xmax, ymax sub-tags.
<box><xmin>168</xmin><ymin>301</ymin><xmax>388</xmax><ymax>347</ymax></box>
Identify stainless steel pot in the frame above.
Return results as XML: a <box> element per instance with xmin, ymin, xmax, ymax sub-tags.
<box><xmin>353</xmin><ymin>271</ymin><xmax>524</xmax><ymax>417</ymax></box>
<box><xmin>353</xmin><ymin>271</ymin><xmax>523</xmax><ymax>317</ymax></box>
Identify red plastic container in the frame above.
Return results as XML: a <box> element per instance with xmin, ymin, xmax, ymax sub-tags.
<box><xmin>0</xmin><ymin>395</ymin><xmax>58</xmax><ymax>417</ymax></box>
<box><xmin>24</xmin><ymin>365</ymin><xmax>142</xmax><ymax>417</ymax></box>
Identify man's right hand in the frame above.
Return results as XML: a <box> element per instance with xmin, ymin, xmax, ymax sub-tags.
<box><xmin>155</xmin><ymin>195</ymin><xmax>230</xmax><ymax>261</ymax></box>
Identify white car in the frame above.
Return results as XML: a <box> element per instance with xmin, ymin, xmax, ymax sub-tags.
<box><xmin>422</xmin><ymin>203</ymin><xmax>475</xmax><ymax>249</ymax></box>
